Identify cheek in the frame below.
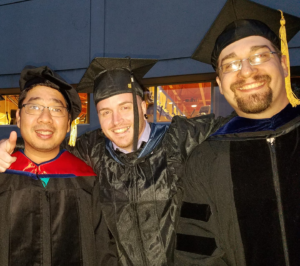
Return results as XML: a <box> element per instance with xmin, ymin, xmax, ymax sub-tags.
<box><xmin>124</xmin><ymin>110</ymin><xmax>134</xmax><ymax>120</ymax></box>
<box><xmin>99</xmin><ymin>119</ymin><xmax>110</xmax><ymax>133</ymax></box>
<box><xmin>219</xmin><ymin>78</ymin><xmax>231</xmax><ymax>95</ymax></box>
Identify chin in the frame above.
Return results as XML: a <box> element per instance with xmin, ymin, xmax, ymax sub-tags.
<box><xmin>116</xmin><ymin>142</ymin><xmax>131</xmax><ymax>149</ymax></box>
<box><xmin>29</xmin><ymin>142</ymin><xmax>57</xmax><ymax>152</ymax></box>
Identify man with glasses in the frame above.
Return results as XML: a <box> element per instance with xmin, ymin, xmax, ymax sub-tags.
<box><xmin>0</xmin><ymin>66</ymin><xmax>116</xmax><ymax>265</ymax></box>
<box><xmin>175</xmin><ymin>19</ymin><xmax>300</xmax><ymax>265</ymax></box>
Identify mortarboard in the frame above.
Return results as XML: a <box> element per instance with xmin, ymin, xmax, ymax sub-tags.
<box><xmin>192</xmin><ymin>0</ymin><xmax>300</xmax><ymax>66</ymax></box>
<box><xmin>19</xmin><ymin>65</ymin><xmax>82</xmax><ymax>146</ymax></box>
<box><xmin>77</xmin><ymin>57</ymin><xmax>157</xmax><ymax>104</ymax></box>
<box><xmin>77</xmin><ymin>57</ymin><xmax>157</xmax><ymax>151</ymax></box>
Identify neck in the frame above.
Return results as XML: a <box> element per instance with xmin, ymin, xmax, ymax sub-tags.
<box><xmin>24</xmin><ymin>145</ymin><xmax>60</xmax><ymax>164</ymax></box>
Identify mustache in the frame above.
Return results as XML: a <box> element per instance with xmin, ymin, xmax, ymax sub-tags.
<box><xmin>230</xmin><ymin>75</ymin><xmax>271</xmax><ymax>92</ymax></box>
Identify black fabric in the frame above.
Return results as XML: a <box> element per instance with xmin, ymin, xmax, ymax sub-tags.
<box><xmin>176</xmin><ymin>112</ymin><xmax>300</xmax><ymax>265</ymax></box>
<box><xmin>275</xmin><ymin>128</ymin><xmax>300</xmax><ymax>266</ymax></box>
<box><xmin>0</xmin><ymin>173</ymin><xmax>117</xmax><ymax>266</ymax></box>
<box><xmin>19</xmin><ymin>65</ymin><xmax>81</xmax><ymax>121</ymax></box>
<box><xmin>64</xmin><ymin>114</ymin><xmax>226</xmax><ymax>266</ymax></box>
<box><xmin>211</xmin><ymin>19</ymin><xmax>280</xmax><ymax>70</ymax></box>
<box><xmin>180</xmin><ymin>202</ymin><xmax>211</xmax><ymax>222</ymax></box>
<box><xmin>176</xmin><ymin>234</ymin><xmax>217</xmax><ymax>256</ymax></box>
<box><xmin>191</xmin><ymin>0</ymin><xmax>300</xmax><ymax>65</ymax></box>
<box><xmin>49</xmin><ymin>190</ymin><xmax>81</xmax><ymax>265</ymax></box>
<box><xmin>10</xmin><ymin>189</ymin><xmax>43</xmax><ymax>265</ymax></box>
<box><xmin>230</xmin><ymin>140</ymin><xmax>285</xmax><ymax>266</ymax></box>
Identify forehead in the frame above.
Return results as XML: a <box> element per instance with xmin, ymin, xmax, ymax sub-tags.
<box><xmin>24</xmin><ymin>85</ymin><xmax>66</xmax><ymax>104</ymax></box>
<box><xmin>218</xmin><ymin>36</ymin><xmax>273</xmax><ymax>60</ymax></box>
<box><xmin>97</xmin><ymin>93</ymin><xmax>133</xmax><ymax>109</ymax></box>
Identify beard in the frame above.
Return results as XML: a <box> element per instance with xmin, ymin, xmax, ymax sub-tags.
<box><xmin>230</xmin><ymin>75</ymin><xmax>273</xmax><ymax>114</ymax></box>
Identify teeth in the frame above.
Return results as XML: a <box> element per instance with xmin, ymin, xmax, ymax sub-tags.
<box><xmin>36</xmin><ymin>131</ymin><xmax>52</xmax><ymax>135</ymax></box>
<box><xmin>239</xmin><ymin>82</ymin><xmax>264</xmax><ymax>90</ymax></box>
<box><xmin>113</xmin><ymin>127</ymin><xmax>130</xmax><ymax>134</ymax></box>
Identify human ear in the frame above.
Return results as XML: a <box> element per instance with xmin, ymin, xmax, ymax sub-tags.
<box><xmin>16</xmin><ymin>109</ymin><xmax>21</xmax><ymax>129</ymax></box>
<box><xmin>216</xmin><ymin>76</ymin><xmax>224</xmax><ymax>95</ymax></box>
<box><xmin>67</xmin><ymin>115</ymin><xmax>71</xmax><ymax>133</ymax></box>
<box><xmin>141</xmin><ymin>101</ymin><xmax>147</xmax><ymax>120</ymax></box>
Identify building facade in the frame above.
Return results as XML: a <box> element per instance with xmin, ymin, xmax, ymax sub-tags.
<box><xmin>0</xmin><ymin>0</ymin><xmax>299</xmax><ymax>138</ymax></box>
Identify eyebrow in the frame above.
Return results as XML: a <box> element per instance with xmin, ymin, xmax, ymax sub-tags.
<box><xmin>98</xmin><ymin>101</ymin><xmax>133</xmax><ymax>112</ymax></box>
<box><xmin>250</xmin><ymin>45</ymin><xmax>271</xmax><ymax>52</ymax></box>
<box><xmin>26</xmin><ymin>97</ymin><xmax>66</xmax><ymax>106</ymax></box>
<box><xmin>220</xmin><ymin>52</ymin><xmax>238</xmax><ymax>66</ymax></box>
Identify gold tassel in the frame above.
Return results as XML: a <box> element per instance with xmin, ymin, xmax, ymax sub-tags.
<box><xmin>68</xmin><ymin>117</ymin><xmax>80</xmax><ymax>146</ymax></box>
<box><xmin>279</xmin><ymin>10</ymin><xmax>300</xmax><ymax>107</ymax></box>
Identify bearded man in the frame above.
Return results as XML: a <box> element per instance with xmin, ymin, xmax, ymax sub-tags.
<box><xmin>175</xmin><ymin>19</ymin><xmax>300</xmax><ymax>266</ymax></box>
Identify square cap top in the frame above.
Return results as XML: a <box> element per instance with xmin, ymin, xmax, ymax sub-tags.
<box><xmin>192</xmin><ymin>0</ymin><xmax>300</xmax><ymax>69</ymax></box>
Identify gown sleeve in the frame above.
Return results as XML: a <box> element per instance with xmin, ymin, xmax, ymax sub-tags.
<box><xmin>167</xmin><ymin>114</ymin><xmax>229</xmax><ymax>160</ymax></box>
<box><xmin>175</xmin><ymin>143</ymin><xmax>229</xmax><ymax>266</ymax></box>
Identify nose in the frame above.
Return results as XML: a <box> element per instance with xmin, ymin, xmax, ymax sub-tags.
<box><xmin>112</xmin><ymin>110</ymin><xmax>123</xmax><ymax>125</ymax></box>
<box><xmin>238</xmin><ymin>59</ymin><xmax>257</xmax><ymax>79</ymax></box>
<box><xmin>37</xmin><ymin>107</ymin><xmax>53</xmax><ymax>123</ymax></box>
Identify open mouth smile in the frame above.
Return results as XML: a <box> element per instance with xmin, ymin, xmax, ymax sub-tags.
<box><xmin>35</xmin><ymin>130</ymin><xmax>54</xmax><ymax>139</ymax></box>
<box><xmin>112</xmin><ymin>126</ymin><xmax>130</xmax><ymax>134</ymax></box>
<box><xmin>36</xmin><ymin>130</ymin><xmax>53</xmax><ymax>135</ymax></box>
<box><xmin>238</xmin><ymin>81</ymin><xmax>265</xmax><ymax>91</ymax></box>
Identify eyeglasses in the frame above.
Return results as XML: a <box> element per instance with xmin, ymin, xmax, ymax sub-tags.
<box><xmin>219</xmin><ymin>51</ymin><xmax>279</xmax><ymax>74</ymax></box>
<box><xmin>22</xmin><ymin>103</ymin><xmax>68</xmax><ymax>117</ymax></box>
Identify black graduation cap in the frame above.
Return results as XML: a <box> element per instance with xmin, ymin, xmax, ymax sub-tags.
<box><xmin>77</xmin><ymin>58</ymin><xmax>157</xmax><ymax>99</ymax></box>
<box><xmin>19</xmin><ymin>65</ymin><xmax>81</xmax><ymax>121</ymax></box>
<box><xmin>77</xmin><ymin>57</ymin><xmax>157</xmax><ymax>151</ymax></box>
<box><xmin>192</xmin><ymin>0</ymin><xmax>300</xmax><ymax>68</ymax></box>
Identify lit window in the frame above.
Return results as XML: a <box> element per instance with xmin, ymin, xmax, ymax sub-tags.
<box><xmin>144</xmin><ymin>83</ymin><xmax>211</xmax><ymax>123</ymax></box>
<box><xmin>0</xmin><ymin>95</ymin><xmax>18</xmax><ymax>125</ymax></box>
<box><xmin>78</xmin><ymin>93</ymin><xmax>89</xmax><ymax>124</ymax></box>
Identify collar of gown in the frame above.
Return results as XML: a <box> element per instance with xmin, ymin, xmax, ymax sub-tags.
<box><xmin>212</xmin><ymin>104</ymin><xmax>300</xmax><ymax>136</ymax></box>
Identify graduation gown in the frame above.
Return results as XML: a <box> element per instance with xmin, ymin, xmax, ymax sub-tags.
<box><xmin>66</xmin><ymin>114</ymin><xmax>225</xmax><ymax>266</ymax></box>
<box><xmin>176</xmin><ymin>104</ymin><xmax>300</xmax><ymax>266</ymax></box>
<box><xmin>1</xmin><ymin>150</ymin><xmax>116</xmax><ymax>266</ymax></box>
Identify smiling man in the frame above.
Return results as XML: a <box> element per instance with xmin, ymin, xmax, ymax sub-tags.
<box><xmin>61</xmin><ymin>58</ymin><xmax>224</xmax><ymax>266</ymax></box>
<box><xmin>0</xmin><ymin>66</ymin><xmax>116</xmax><ymax>266</ymax></box>
<box><xmin>216</xmin><ymin>36</ymin><xmax>288</xmax><ymax>118</ymax></box>
<box><xmin>175</xmin><ymin>19</ymin><xmax>300</xmax><ymax>266</ymax></box>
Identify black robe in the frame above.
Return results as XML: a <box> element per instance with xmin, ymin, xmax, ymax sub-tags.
<box><xmin>66</xmin><ymin>115</ymin><xmax>225</xmax><ymax>266</ymax></box>
<box><xmin>176</xmin><ymin>104</ymin><xmax>300</xmax><ymax>266</ymax></box>
<box><xmin>1</xmin><ymin>150</ymin><xmax>117</xmax><ymax>266</ymax></box>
